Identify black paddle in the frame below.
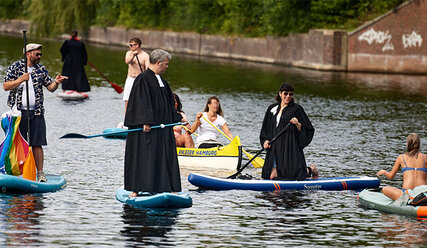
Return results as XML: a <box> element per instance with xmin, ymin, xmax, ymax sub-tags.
<box><xmin>22</xmin><ymin>30</ymin><xmax>31</xmax><ymax>146</ymax></box>
<box><xmin>60</xmin><ymin>122</ymin><xmax>184</xmax><ymax>139</ymax></box>
<box><xmin>227</xmin><ymin>122</ymin><xmax>291</xmax><ymax>179</ymax></box>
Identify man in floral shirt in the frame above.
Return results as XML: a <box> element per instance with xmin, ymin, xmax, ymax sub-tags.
<box><xmin>3</xmin><ymin>43</ymin><xmax>67</xmax><ymax>182</ymax></box>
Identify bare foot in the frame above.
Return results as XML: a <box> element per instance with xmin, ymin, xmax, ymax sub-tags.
<box><xmin>270</xmin><ymin>168</ymin><xmax>278</xmax><ymax>180</ymax></box>
<box><xmin>310</xmin><ymin>164</ymin><xmax>319</xmax><ymax>179</ymax></box>
<box><xmin>128</xmin><ymin>192</ymin><xmax>138</xmax><ymax>198</ymax></box>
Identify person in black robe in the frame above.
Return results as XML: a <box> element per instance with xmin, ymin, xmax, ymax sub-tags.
<box><xmin>124</xmin><ymin>49</ymin><xmax>183</xmax><ymax>197</ymax></box>
<box><xmin>260</xmin><ymin>83</ymin><xmax>318</xmax><ymax>180</ymax></box>
<box><xmin>60</xmin><ymin>30</ymin><xmax>90</xmax><ymax>92</ymax></box>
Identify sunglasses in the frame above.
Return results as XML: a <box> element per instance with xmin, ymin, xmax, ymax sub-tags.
<box><xmin>34</xmin><ymin>52</ymin><xmax>42</xmax><ymax>57</ymax></box>
<box><xmin>282</xmin><ymin>92</ymin><xmax>294</xmax><ymax>96</ymax></box>
<box><xmin>129</xmin><ymin>44</ymin><xmax>138</xmax><ymax>47</ymax></box>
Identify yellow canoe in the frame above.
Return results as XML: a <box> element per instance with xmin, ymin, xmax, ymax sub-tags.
<box><xmin>176</xmin><ymin>136</ymin><xmax>242</xmax><ymax>171</ymax></box>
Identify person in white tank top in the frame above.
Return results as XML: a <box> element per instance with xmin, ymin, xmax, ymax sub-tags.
<box><xmin>190</xmin><ymin>96</ymin><xmax>233</xmax><ymax>148</ymax></box>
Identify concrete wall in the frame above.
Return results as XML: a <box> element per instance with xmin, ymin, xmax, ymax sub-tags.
<box><xmin>348</xmin><ymin>0</ymin><xmax>427</xmax><ymax>74</ymax></box>
<box><xmin>0</xmin><ymin>20</ymin><xmax>347</xmax><ymax>71</ymax></box>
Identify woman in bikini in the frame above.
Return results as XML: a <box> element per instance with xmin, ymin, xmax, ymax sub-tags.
<box><xmin>377</xmin><ymin>133</ymin><xmax>427</xmax><ymax>200</ymax></box>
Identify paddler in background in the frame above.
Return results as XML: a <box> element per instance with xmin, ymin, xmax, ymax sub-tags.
<box><xmin>260</xmin><ymin>83</ymin><xmax>318</xmax><ymax>180</ymax></box>
<box><xmin>190</xmin><ymin>96</ymin><xmax>233</xmax><ymax>148</ymax></box>
<box><xmin>124</xmin><ymin>49</ymin><xmax>183</xmax><ymax>198</ymax></box>
<box><xmin>377</xmin><ymin>133</ymin><xmax>427</xmax><ymax>201</ymax></box>
<box><xmin>60</xmin><ymin>30</ymin><xmax>90</xmax><ymax>93</ymax></box>
<box><xmin>173</xmin><ymin>93</ymin><xmax>194</xmax><ymax>148</ymax></box>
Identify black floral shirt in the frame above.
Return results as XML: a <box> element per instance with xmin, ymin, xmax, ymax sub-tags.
<box><xmin>4</xmin><ymin>59</ymin><xmax>54</xmax><ymax>116</ymax></box>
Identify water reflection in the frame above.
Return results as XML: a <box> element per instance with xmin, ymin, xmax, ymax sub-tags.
<box><xmin>120</xmin><ymin>205</ymin><xmax>179</xmax><ymax>246</ymax></box>
<box><xmin>257</xmin><ymin>190</ymin><xmax>311</xmax><ymax>211</ymax></box>
<box><xmin>0</xmin><ymin>194</ymin><xmax>44</xmax><ymax>246</ymax></box>
<box><xmin>380</xmin><ymin>214</ymin><xmax>427</xmax><ymax>247</ymax></box>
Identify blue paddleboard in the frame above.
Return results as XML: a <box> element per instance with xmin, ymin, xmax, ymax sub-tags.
<box><xmin>116</xmin><ymin>187</ymin><xmax>192</xmax><ymax>208</ymax></box>
<box><xmin>0</xmin><ymin>173</ymin><xmax>67</xmax><ymax>194</ymax></box>
<box><xmin>188</xmin><ymin>173</ymin><xmax>380</xmax><ymax>191</ymax></box>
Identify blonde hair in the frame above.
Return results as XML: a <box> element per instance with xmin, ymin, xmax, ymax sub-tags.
<box><xmin>406</xmin><ymin>133</ymin><xmax>420</xmax><ymax>158</ymax></box>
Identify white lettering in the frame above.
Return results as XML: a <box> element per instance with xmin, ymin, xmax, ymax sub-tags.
<box><xmin>358</xmin><ymin>28</ymin><xmax>394</xmax><ymax>51</ymax></box>
<box><xmin>402</xmin><ymin>31</ymin><xmax>422</xmax><ymax>48</ymax></box>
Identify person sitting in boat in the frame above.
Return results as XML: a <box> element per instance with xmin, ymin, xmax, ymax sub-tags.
<box><xmin>260</xmin><ymin>83</ymin><xmax>318</xmax><ymax>180</ymax></box>
<box><xmin>173</xmin><ymin>93</ymin><xmax>194</xmax><ymax>148</ymax></box>
<box><xmin>190</xmin><ymin>96</ymin><xmax>233</xmax><ymax>148</ymax></box>
<box><xmin>377</xmin><ymin>133</ymin><xmax>427</xmax><ymax>201</ymax></box>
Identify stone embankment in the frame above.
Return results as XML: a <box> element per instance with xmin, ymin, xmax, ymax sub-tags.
<box><xmin>1</xmin><ymin>0</ymin><xmax>426</xmax><ymax>75</ymax></box>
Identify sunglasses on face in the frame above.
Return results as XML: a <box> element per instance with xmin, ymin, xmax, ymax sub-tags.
<box><xmin>34</xmin><ymin>52</ymin><xmax>42</xmax><ymax>57</ymax></box>
<box><xmin>282</xmin><ymin>92</ymin><xmax>294</xmax><ymax>96</ymax></box>
<box><xmin>129</xmin><ymin>44</ymin><xmax>138</xmax><ymax>47</ymax></box>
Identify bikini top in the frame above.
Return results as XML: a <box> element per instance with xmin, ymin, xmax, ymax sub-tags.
<box><xmin>401</xmin><ymin>154</ymin><xmax>427</xmax><ymax>173</ymax></box>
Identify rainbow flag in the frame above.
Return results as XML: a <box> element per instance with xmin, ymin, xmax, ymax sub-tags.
<box><xmin>0</xmin><ymin>111</ymin><xmax>34</xmax><ymax>179</ymax></box>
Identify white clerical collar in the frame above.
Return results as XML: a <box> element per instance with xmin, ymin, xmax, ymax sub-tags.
<box><xmin>155</xmin><ymin>74</ymin><xmax>164</xmax><ymax>87</ymax></box>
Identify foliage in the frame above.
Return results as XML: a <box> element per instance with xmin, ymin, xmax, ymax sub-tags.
<box><xmin>0</xmin><ymin>0</ymin><xmax>406</xmax><ymax>37</ymax></box>
<box><xmin>0</xmin><ymin>0</ymin><xmax>28</xmax><ymax>20</ymax></box>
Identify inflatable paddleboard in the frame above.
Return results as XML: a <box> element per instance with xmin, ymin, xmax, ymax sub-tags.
<box><xmin>57</xmin><ymin>90</ymin><xmax>89</xmax><ymax>100</ymax></box>
<box><xmin>116</xmin><ymin>187</ymin><xmax>192</xmax><ymax>208</ymax></box>
<box><xmin>0</xmin><ymin>173</ymin><xmax>67</xmax><ymax>194</ymax></box>
<box><xmin>358</xmin><ymin>188</ymin><xmax>427</xmax><ymax>219</ymax></box>
<box><xmin>188</xmin><ymin>173</ymin><xmax>380</xmax><ymax>191</ymax></box>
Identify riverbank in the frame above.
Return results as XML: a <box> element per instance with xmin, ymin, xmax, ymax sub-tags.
<box><xmin>1</xmin><ymin>0</ymin><xmax>427</xmax><ymax>75</ymax></box>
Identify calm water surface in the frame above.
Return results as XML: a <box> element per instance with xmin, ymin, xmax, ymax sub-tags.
<box><xmin>0</xmin><ymin>34</ymin><xmax>426</xmax><ymax>247</ymax></box>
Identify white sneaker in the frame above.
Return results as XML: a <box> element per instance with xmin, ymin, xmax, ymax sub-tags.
<box><xmin>116</xmin><ymin>122</ymin><xmax>124</xmax><ymax>129</ymax></box>
<box><xmin>37</xmin><ymin>171</ymin><xmax>47</xmax><ymax>182</ymax></box>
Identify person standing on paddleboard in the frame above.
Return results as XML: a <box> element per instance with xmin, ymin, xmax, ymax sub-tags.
<box><xmin>3</xmin><ymin>43</ymin><xmax>68</xmax><ymax>182</ymax></box>
<box><xmin>260</xmin><ymin>83</ymin><xmax>318</xmax><ymax>180</ymax></box>
<box><xmin>124</xmin><ymin>49</ymin><xmax>183</xmax><ymax>198</ymax></box>
<box><xmin>60</xmin><ymin>30</ymin><xmax>90</xmax><ymax>93</ymax></box>
<box><xmin>122</xmin><ymin>38</ymin><xmax>150</xmax><ymax>113</ymax></box>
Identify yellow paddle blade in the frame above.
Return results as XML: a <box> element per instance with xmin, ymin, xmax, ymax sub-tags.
<box><xmin>243</xmin><ymin>150</ymin><xmax>264</xmax><ymax>168</ymax></box>
<box><xmin>22</xmin><ymin>147</ymin><xmax>37</xmax><ymax>181</ymax></box>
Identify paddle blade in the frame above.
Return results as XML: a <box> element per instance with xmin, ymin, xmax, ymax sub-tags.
<box><xmin>110</xmin><ymin>82</ymin><xmax>123</xmax><ymax>94</ymax></box>
<box><xmin>22</xmin><ymin>148</ymin><xmax>36</xmax><ymax>181</ymax></box>
<box><xmin>60</xmin><ymin>133</ymin><xmax>88</xmax><ymax>139</ymax></box>
<box><xmin>245</xmin><ymin>152</ymin><xmax>264</xmax><ymax>168</ymax></box>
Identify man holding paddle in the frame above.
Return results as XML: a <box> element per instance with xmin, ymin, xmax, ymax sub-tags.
<box><xmin>3</xmin><ymin>43</ymin><xmax>67</xmax><ymax>182</ymax></box>
<box><xmin>124</xmin><ymin>49</ymin><xmax>183</xmax><ymax>197</ymax></box>
<box><xmin>122</xmin><ymin>37</ymin><xmax>150</xmax><ymax>113</ymax></box>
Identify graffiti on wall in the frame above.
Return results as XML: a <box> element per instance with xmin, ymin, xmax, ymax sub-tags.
<box><xmin>358</xmin><ymin>28</ymin><xmax>394</xmax><ymax>51</ymax></box>
<box><xmin>358</xmin><ymin>28</ymin><xmax>424</xmax><ymax>51</ymax></box>
<box><xmin>402</xmin><ymin>31</ymin><xmax>422</xmax><ymax>48</ymax></box>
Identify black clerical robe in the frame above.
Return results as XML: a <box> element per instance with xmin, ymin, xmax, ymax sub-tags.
<box><xmin>124</xmin><ymin>69</ymin><xmax>182</xmax><ymax>193</ymax></box>
<box><xmin>60</xmin><ymin>38</ymin><xmax>90</xmax><ymax>92</ymax></box>
<box><xmin>260</xmin><ymin>102</ymin><xmax>314</xmax><ymax>180</ymax></box>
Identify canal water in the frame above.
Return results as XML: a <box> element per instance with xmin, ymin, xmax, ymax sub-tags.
<box><xmin>0</xmin><ymin>34</ymin><xmax>426</xmax><ymax>247</ymax></box>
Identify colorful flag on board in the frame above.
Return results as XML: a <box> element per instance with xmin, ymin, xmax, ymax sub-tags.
<box><xmin>0</xmin><ymin>111</ymin><xmax>36</xmax><ymax>181</ymax></box>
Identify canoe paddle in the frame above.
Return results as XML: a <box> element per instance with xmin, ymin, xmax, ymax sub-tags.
<box><xmin>201</xmin><ymin>115</ymin><xmax>264</xmax><ymax>168</ymax></box>
<box><xmin>60</xmin><ymin>122</ymin><xmax>184</xmax><ymax>139</ymax></box>
<box><xmin>227</xmin><ymin>122</ymin><xmax>291</xmax><ymax>179</ymax></box>
<box><xmin>87</xmin><ymin>61</ymin><xmax>123</xmax><ymax>94</ymax></box>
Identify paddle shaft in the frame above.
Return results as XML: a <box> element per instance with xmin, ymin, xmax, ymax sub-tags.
<box><xmin>22</xmin><ymin>31</ymin><xmax>31</xmax><ymax>146</ymax></box>
<box><xmin>87</xmin><ymin>61</ymin><xmax>123</xmax><ymax>94</ymax></box>
<box><xmin>135</xmin><ymin>55</ymin><xmax>143</xmax><ymax>72</ymax></box>
<box><xmin>61</xmin><ymin>122</ymin><xmax>185</xmax><ymax>139</ymax></box>
<box><xmin>228</xmin><ymin>122</ymin><xmax>291</xmax><ymax>179</ymax></box>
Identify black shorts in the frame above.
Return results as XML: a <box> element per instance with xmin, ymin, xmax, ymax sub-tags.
<box><xmin>19</xmin><ymin>110</ymin><xmax>47</xmax><ymax>146</ymax></box>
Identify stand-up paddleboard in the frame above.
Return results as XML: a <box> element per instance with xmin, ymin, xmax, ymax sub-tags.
<box><xmin>188</xmin><ymin>173</ymin><xmax>380</xmax><ymax>191</ymax></box>
<box><xmin>358</xmin><ymin>188</ymin><xmax>427</xmax><ymax>219</ymax></box>
<box><xmin>116</xmin><ymin>187</ymin><xmax>192</xmax><ymax>208</ymax></box>
<box><xmin>57</xmin><ymin>90</ymin><xmax>89</xmax><ymax>101</ymax></box>
<box><xmin>0</xmin><ymin>173</ymin><xmax>67</xmax><ymax>194</ymax></box>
